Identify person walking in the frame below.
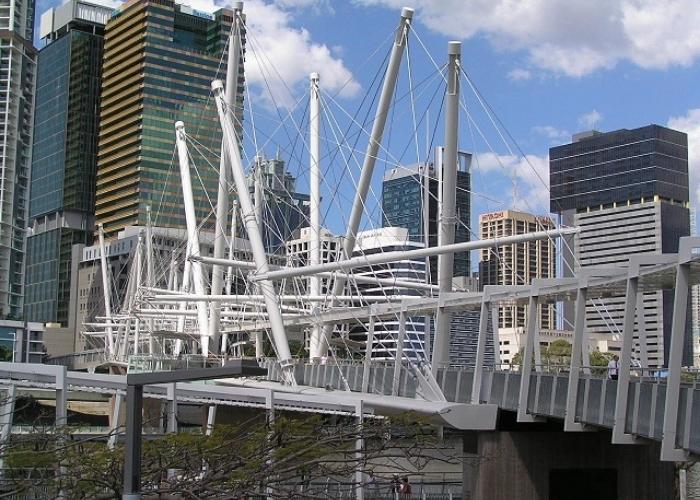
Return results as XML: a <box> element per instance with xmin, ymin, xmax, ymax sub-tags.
<box><xmin>399</xmin><ymin>476</ymin><xmax>412</xmax><ymax>498</ymax></box>
<box><xmin>608</xmin><ymin>355</ymin><xmax>620</xmax><ymax>380</ymax></box>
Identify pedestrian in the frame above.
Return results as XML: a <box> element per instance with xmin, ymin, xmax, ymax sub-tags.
<box><xmin>391</xmin><ymin>474</ymin><xmax>401</xmax><ymax>495</ymax></box>
<box><xmin>400</xmin><ymin>476</ymin><xmax>412</xmax><ymax>497</ymax></box>
<box><xmin>608</xmin><ymin>354</ymin><xmax>619</xmax><ymax>380</ymax></box>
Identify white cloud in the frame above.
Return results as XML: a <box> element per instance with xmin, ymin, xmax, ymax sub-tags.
<box><xmin>473</xmin><ymin>152</ymin><xmax>551</xmax><ymax>214</ymax></box>
<box><xmin>184</xmin><ymin>0</ymin><xmax>359</xmax><ymax>107</ymax></box>
<box><xmin>533</xmin><ymin>125</ymin><xmax>570</xmax><ymax>144</ymax></box>
<box><xmin>355</xmin><ymin>0</ymin><xmax>700</xmax><ymax>77</ymax></box>
<box><xmin>578</xmin><ymin>110</ymin><xmax>603</xmax><ymax>130</ymax></box>
<box><xmin>668</xmin><ymin>109</ymin><xmax>700</xmax><ymax>208</ymax></box>
<box><xmin>507</xmin><ymin>68</ymin><xmax>532</xmax><ymax>81</ymax></box>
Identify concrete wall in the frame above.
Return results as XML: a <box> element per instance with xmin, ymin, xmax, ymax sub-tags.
<box><xmin>467</xmin><ymin>428</ymin><xmax>675</xmax><ymax>500</ymax></box>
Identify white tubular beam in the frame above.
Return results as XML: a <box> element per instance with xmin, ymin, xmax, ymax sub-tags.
<box><xmin>174</xmin><ymin>122</ymin><xmax>212</xmax><ymax>354</ymax></box>
<box><xmin>196</xmin><ymin>255</ymin><xmax>440</xmax><ymax>292</ymax></box>
<box><xmin>149</xmin><ymin>294</ymin><xmax>415</xmax><ymax>303</ymax></box>
<box><xmin>212</xmin><ymin>80</ymin><xmax>295</xmax><ymax>383</ymax></box>
<box><xmin>252</xmin><ymin>228</ymin><xmax>577</xmax><ymax>282</ymax></box>
<box><xmin>433</xmin><ymin>41</ymin><xmax>461</xmax><ymax>370</ymax></box>
<box><xmin>319</xmin><ymin>7</ymin><xmax>413</xmax><ymax>357</ymax></box>
<box><xmin>209</xmin><ymin>5</ymin><xmax>244</xmax><ymax>351</ymax></box>
<box><xmin>167</xmin><ymin>249</ymin><xmax>176</xmax><ymax>291</ymax></box>
<box><xmin>309</xmin><ymin>72</ymin><xmax>322</xmax><ymax>361</ymax></box>
<box><xmin>97</xmin><ymin>224</ymin><xmax>115</xmax><ymax>355</ymax></box>
<box><xmin>225</xmin><ymin>200</ymin><xmax>239</xmax><ymax>296</ymax></box>
<box><xmin>133</xmin><ymin>237</ymin><xmax>143</xmax><ymax>355</ymax></box>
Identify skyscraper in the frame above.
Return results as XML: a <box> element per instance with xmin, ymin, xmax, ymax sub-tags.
<box><xmin>479</xmin><ymin>210</ymin><xmax>556</xmax><ymax>330</ymax></box>
<box><xmin>95</xmin><ymin>0</ymin><xmax>243</xmax><ymax>237</ymax></box>
<box><xmin>248</xmin><ymin>155</ymin><xmax>310</xmax><ymax>253</ymax></box>
<box><xmin>0</xmin><ymin>0</ymin><xmax>36</xmax><ymax>319</ymax></box>
<box><xmin>382</xmin><ymin>149</ymin><xmax>471</xmax><ymax>282</ymax></box>
<box><xmin>24</xmin><ymin>0</ymin><xmax>113</xmax><ymax>325</ymax></box>
<box><xmin>550</xmin><ymin>125</ymin><xmax>692</xmax><ymax>367</ymax></box>
<box><xmin>348</xmin><ymin>227</ymin><xmax>428</xmax><ymax>360</ymax></box>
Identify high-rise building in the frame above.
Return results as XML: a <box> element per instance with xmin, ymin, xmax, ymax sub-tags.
<box><xmin>0</xmin><ymin>0</ymin><xmax>36</xmax><ymax>319</ymax></box>
<box><xmin>382</xmin><ymin>149</ymin><xmax>472</xmax><ymax>282</ymax></box>
<box><xmin>95</xmin><ymin>0</ymin><xmax>244</xmax><ymax>237</ymax></box>
<box><xmin>248</xmin><ymin>155</ymin><xmax>309</xmax><ymax>253</ymax></box>
<box><xmin>348</xmin><ymin>227</ymin><xmax>427</xmax><ymax>360</ymax></box>
<box><xmin>286</xmin><ymin>227</ymin><xmax>340</xmax><ymax>294</ymax></box>
<box><xmin>479</xmin><ymin>210</ymin><xmax>556</xmax><ymax>330</ymax></box>
<box><xmin>24</xmin><ymin>0</ymin><xmax>113</xmax><ymax>326</ymax></box>
<box><xmin>550</xmin><ymin>125</ymin><xmax>692</xmax><ymax>367</ymax></box>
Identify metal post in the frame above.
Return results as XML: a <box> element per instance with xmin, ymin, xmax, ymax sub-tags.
<box><xmin>636</xmin><ymin>292</ymin><xmax>649</xmax><ymax>371</ymax></box>
<box><xmin>0</xmin><ymin>384</ymin><xmax>15</xmax><ymax>477</ymax></box>
<box><xmin>206</xmin><ymin>406</ymin><xmax>216</xmax><ymax>436</ymax></box>
<box><xmin>362</xmin><ymin>314</ymin><xmax>375</xmax><ymax>393</ymax></box>
<box><xmin>661</xmin><ymin>252</ymin><xmax>691</xmax><ymax>461</ymax></box>
<box><xmin>392</xmin><ymin>310</ymin><xmax>407</xmax><ymax>396</ymax></box>
<box><xmin>145</xmin><ymin>209</ymin><xmax>155</xmax><ymax>355</ymax></box>
<box><xmin>166</xmin><ymin>383</ymin><xmax>177</xmax><ymax>433</ymax></box>
<box><xmin>108</xmin><ymin>392</ymin><xmax>123</xmax><ymax>449</ymax></box>
<box><xmin>355</xmin><ymin>400</ymin><xmax>364</xmax><ymax>500</ymax></box>
<box><xmin>471</xmin><ymin>299</ymin><xmax>490</xmax><ymax>404</ymax></box>
<box><xmin>133</xmin><ymin>236</ymin><xmax>143</xmax><ymax>355</ymax></box>
<box><xmin>55</xmin><ymin>366</ymin><xmax>67</xmax><ymax>427</ymax></box>
<box><xmin>433</xmin><ymin>41</ymin><xmax>461</xmax><ymax>370</ymax></box>
<box><xmin>320</xmin><ymin>8</ymin><xmax>413</xmax><ymax>356</ymax></box>
<box><xmin>225</xmin><ymin>201</ymin><xmax>239</xmax><ymax>296</ymax></box>
<box><xmin>565</xmin><ymin>286</ymin><xmax>587</xmax><ymax>431</ymax></box>
<box><xmin>212</xmin><ymin>81</ymin><xmax>295</xmax><ymax>384</ymax></box>
<box><xmin>174</xmin><ymin>122</ymin><xmax>212</xmax><ymax>354</ymax></box>
<box><xmin>123</xmin><ymin>384</ymin><xmax>143</xmax><ymax>499</ymax></box>
<box><xmin>97</xmin><ymin>224</ymin><xmax>115</xmax><ymax>355</ymax></box>
<box><xmin>517</xmin><ymin>295</ymin><xmax>539</xmax><ymax>422</ymax></box>
<box><xmin>309</xmin><ymin>72</ymin><xmax>322</xmax><ymax>362</ymax></box>
<box><xmin>209</xmin><ymin>3</ymin><xmax>243</xmax><ymax>352</ymax></box>
<box><xmin>612</xmin><ymin>275</ymin><xmax>639</xmax><ymax>444</ymax></box>
<box><xmin>491</xmin><ymin>303</ymin><xmax>500</xmax><ymax>367</ymax></box>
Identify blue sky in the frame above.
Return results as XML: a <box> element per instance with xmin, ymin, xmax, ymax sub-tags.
<box><xmin>38</xmin><ymin>0</ymin><xmax>700</xmax><ymax>236</ymax></box>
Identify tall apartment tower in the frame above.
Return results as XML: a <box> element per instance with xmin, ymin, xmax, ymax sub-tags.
<box><xmin>382</xmin><ymin>149</ymin><xmax>471</xmax><ymax>282</ymax></box>
<box><xmin>24</xmin><ymin>1</ymin><xmax>113</xmax><ymax>326</ymax></box>
<box><xmin>479</xmin><ymin>210</ymin><xmax>557</xmax><ymax>330</ymax></box>
<box><xmin>0</xmin><ymin>0</ymin><xmax>36</xmax><ymax>319</ymax></box>
<box><xmin>550</xmin><ymin>125</ymin><xmax>692</xmax><ymax>367</ymax></box>
<box><xmin>96</xmin><ymin>0</ymin><xmax>244</xmax><ymax>237</ymax></box>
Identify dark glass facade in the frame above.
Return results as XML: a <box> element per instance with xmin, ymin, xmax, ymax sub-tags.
<box><xmin>550</xmin><ymin>125</ymin><xmax>689</xmax><ymax>212</ymax></box>
<box><xmin>382</xmin><ymin>158</ymin><xmax>471</xmax><ymax>280</ymax></box>
<box><xmin>96</xmin><ymin>1</ymin><xmax>244</xmax><ymax>237</ymax></box>
<box><xmin>24</xmin><ymin>20</ymin><xmax>105</xmax><ymax>324</ymax></box>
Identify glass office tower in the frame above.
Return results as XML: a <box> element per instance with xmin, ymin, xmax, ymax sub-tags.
<box><xmin>96</xmin><ymin>0</ymin><xmax>243</xmax><ymax>237</ymax></box>
<box><xmin>24</xmin><ymin>1</ymin><xmax>113</xmax><ymax>325</ymax></box>
<box><xmin>550</xmin><ymin>125</ymin><xmax>692</xmax><ymax>367</ymax></box>
<box><xmin>0</xmin><ymin>0</ymin><xmax>36</xmax><ymax>319</ymax></box>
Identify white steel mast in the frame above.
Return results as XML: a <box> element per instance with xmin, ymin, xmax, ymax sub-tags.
<box><xmin>212</xmin><ymin>79</ymin><xmax>296</xmax><ymax>384</ymax></box>
<box><xmin>174</xmin><ymin>121</ymin><xmax>212</xmax><ymax>354</ymax></box>
<box><xmin>97</xmin><ymin>223</ymin><xmax>115</xmax><ymax>356</ymax></box>
<box><xmin>432</xmin><ymin>41</ymin><xmax>461</xmax><ymax>371</ymax></box>
<box><xmin>308</xmin><ymin>72</ymin><xmax>322</xmax><ymax>360</ymax></box>
<box><xmin>209</xmin><ymin>1</ymin><xmax>244</xmax><ymax>351</ymax></box>
<box><xmin>317</xmin><ymin>7</ymin><xmax>413</xmax><ymax>359</ymax></box>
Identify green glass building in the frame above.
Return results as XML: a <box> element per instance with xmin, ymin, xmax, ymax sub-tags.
<box><xmin>24</xmin><ymin>0</ymin><xmax>113</xmax><ymax>324</ymax></box>
<box><xmin>96</xmin><ymin>0</ymin><xmax>243</xmax><ymax>237</ymax></box>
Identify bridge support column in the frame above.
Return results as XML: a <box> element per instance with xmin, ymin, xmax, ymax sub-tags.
<box><xmin>565</xmin><ymin>286</ymin><xmax>588</xmax><ymax>432</ymax></box>
<box><xmin>517</xmin><ymin>294</ymin><xmax>540</xmax><ymax>422</ymax></box>
<box><xmin>55</xmin><ymin>365</ymin><xmax>67</xmax><ymax>427</ymax></box>
<box><xmin>613</xmin><ymin>273</ymin><xmax>640</xmax><ymax>444</ymax></box>
<box><xmin>661</xmin><ymin>241</ymin><xmax>692</xmax><ymax>462</ymax></box>
<box><xmin>355</xmin><ymin>400</ymin><xmax>364</xmax><ymax>500</ymax></box>
<box><xmin>166</xmin><ymin>383</ymin><xmax>177</xmax><ymax>434</ymax></box>
<box><xmin>392</xmin><ymin>309</ymin><xmax>406</xmax><ymax>396</ymax></box>
<box><xmin>362</xmin><ymin>314</ymin><xmax>375</xmax><ymax>393</ymax></box>
<box><xmin>108</xmin><ymin>392</ymin><xmax>124</xmax><ymax>449</ymax></box>
<box><xmin>471</xmin><ymin>298</ymin><xmax>490</xmax><ymax>404</ymax></box>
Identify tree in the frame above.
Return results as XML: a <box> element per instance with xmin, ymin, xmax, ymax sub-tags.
<box><xmin>1</xmin><ymin>408</ymin><xmax>457</xmax><ymax>498</ymax></box>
